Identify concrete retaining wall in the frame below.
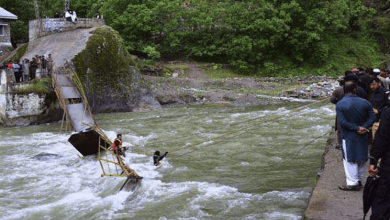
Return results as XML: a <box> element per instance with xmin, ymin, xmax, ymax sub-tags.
<box><xmin>5</xmin><ymin>92</ymin><xmax>46</xmax><ymax>119</ymax></box>
<box><xmin>29</xmin><ymin>18</ymin><xmax>104</xmax><ymax>42</ymax></box>
<box><xmin>0</xmin><ymin>69</ymin><xmax>57</xmax><ymax>126</ymax></box>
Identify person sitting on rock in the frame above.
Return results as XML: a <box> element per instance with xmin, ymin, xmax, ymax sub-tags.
<box><xmin>153</xmin><ymin>151</ymin><xmax>168</xmax><ymax>166</ymax></box>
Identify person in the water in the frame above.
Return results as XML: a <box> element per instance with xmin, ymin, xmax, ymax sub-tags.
<box><xmin>113</xmin><ymin>134</ymin><xmax>126</xmax><ymax>157</ymax></box>
<box><xmin>153</xmin><ymin>151</ymin><xmax>168</xmax><ymax>166</ymax></box>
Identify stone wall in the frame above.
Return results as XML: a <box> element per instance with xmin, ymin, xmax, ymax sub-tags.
<box><xmin>5</xmin><ymin>93</ymin><xmax>46</xmax><ymax>119</ymax></box>
<box><xmin>29</xmin><ymin>18</ymin><xmax>104</xmax><ymax>42</ymax></box>
<box><xmin>0</xmin><ymin>70</ymin><xmax>62</xmax><ymax>126</ymax></box>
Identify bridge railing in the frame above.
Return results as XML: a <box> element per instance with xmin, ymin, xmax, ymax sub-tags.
<box><xmin>29</xmin><ymin>18</ymin><xmax>105</xmax><ymax>42</ymax></box>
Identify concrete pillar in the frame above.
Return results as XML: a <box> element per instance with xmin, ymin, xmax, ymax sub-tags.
<box><xmin>0</xmin><ymin>69</ymin><xmax>7</xmax><ymax>120</ymax></box>
<box><xmin>0</xmin><ymin>69</ymin><xmax>7</xmax><ymax>93</ymax></box>
<box><xmin>36</xmin><ymin>68</ymin><xmax>41</xmax><ymax>79</ymax></box>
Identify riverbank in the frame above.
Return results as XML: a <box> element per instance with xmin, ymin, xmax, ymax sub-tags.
<box><xmin>304</xmin><ymin>130</ymin><xmax>368</xmax><ymax>220</ymax></box>
<box><xmin>142</xmin><ymin>62</ymin><xmax>340</xmax><ymax>108</ymax></box>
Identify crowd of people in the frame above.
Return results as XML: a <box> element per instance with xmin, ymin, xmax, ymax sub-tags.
<box><xmin>330</xmin><ymin>67</ymin><xmax>390</xmax><ymax>219</ymax></box>
<box><xmin>5</xmin><ymin>54</ymin><xmax>53</xmax><ymax>83</ymax></box>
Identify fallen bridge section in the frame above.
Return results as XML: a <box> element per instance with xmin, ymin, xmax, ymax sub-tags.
<box><xmin>52</xmin><ymin>71</ymin><xmax>96</xmax><ymax>133</ymax></box>
<box><xmin>51</xmin><ymin>68</ymin><xmax>142</xmax><ymax>182</ymax></box>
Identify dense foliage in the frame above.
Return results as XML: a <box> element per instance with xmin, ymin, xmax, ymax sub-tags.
<box><xmin>72</xmin><ymin>27</ymin><xmax>135</xmax><ymax>94</ymax></box>
<box><xmin>1</xmin><ymin>0</ymin><xmax>390</xmax><ymax>75</ymax></box>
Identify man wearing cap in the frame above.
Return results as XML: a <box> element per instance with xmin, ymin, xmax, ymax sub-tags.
<box><xmin>370</xmin><ymin>77</ymin><xmax>389</xmax><ymax>139</ymax></box>
<box><xmin>373</xmin><ymin>68</ymin><xmax>381</xmax><ymax>77</ymax></box>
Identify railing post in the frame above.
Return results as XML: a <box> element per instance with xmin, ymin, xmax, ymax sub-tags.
<box><xmin>0</xmin><ymin>69</ymin><xmax>7</xmax><ymax>93</ymax></box>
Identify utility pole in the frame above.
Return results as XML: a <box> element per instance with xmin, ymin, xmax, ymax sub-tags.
<box><xmin>65</xmin><ymin>0</ymin><xmax>70</xmax><ymax>11</ymax></box>
<box><xmin>34</xmin><ymin>0</ymin><xmax>42</xmax><ymax>38</ymax></box>
<box><xmin>34</xmin><ymin>0</ymin><xmax>40</xmax><ymax>20</ymax></box>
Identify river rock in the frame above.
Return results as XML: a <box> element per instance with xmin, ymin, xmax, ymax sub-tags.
<box><xmin>32</xmin><ymin>152</ymin><xmax>61</xmax><ymax>161</ymax></box>
<box><xmin>282</xmin><ymin>78</ymin><xmax>340</xmax><ymax>99</ymax></box>
<box><xmin>172</xmin><ymin>72</ymin><xmax>179</xmax><ymax>78</ymax></box>
<box><xmin>72</xmin><ymin>27</ymin><xmax>161</xmax><ymax>114</ymax></box>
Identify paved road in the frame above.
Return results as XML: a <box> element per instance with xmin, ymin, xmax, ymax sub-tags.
<box><xmin>22</xmin><ymin>27</ymin><xmax>98</xmax><ymax>67</ymax></box>
<box><xmin>305</xmin><ymin>131</ymin><xmax>370</xmax><ymax>220</ymax></box>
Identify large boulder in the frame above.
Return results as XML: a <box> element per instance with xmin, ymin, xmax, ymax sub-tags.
<box><xmin>72</xmin><ymin>27</ymin><xmax>161</xmax><ymax>113</ymax></box>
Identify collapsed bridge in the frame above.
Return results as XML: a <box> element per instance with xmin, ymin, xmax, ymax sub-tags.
<box><xmin>51</xmin><ymin>67</ymin><xmax>141</xmax><ymax>190</ymax></box>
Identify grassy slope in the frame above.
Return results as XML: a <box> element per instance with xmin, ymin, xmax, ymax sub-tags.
<box><xmin>282</xmin><ymin>36</ymin><xmax>387</xmax><ymax>76</ymax></box>
<box><xmin>138</xmin><ymin>35</ymin><xmax>386</xmax><ymax>79</ymax></box>
<box><xmin>264</xmin><ymin>35</ymin><xmax>386</xmax><ymax>77</ymax></box>
<box><xmin>13</xmin><ymin>78</ymin><xmax>53</xmax><ymax>94</ymax></box>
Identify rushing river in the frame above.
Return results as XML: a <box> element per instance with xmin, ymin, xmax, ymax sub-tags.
<box><xmin>0</xmin><ymin>101</ymin><xmax>335</xmax><ymax>220</ymax></box>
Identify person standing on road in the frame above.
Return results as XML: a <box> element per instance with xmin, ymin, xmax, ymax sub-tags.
<box><xmin>46</xmin><ymin>54</ymin><xmax>53</xmax><ymax>75</ymax></box>
<box><xmin>330</xmin><ymin>79</ymin><xmax>345</xmax><ymax>150</ymax></box>
<box><xmin>29</xmin><ymin>58</ymin><xmax>37</xmax><ymax>80</ymax></box>
<box><xmin>370</xmin><ymin>77</ymin><xmax>389</xmax><ymax>139</ymax></box>
<box><xmin>337</xmin><ymin>81</ymin><xmax>376</xmax><ymax>191</ymax></box>
<box><xmin>345</xmin><ymin>72</ymin><xmax>367</xmax><ymax>100</ymax></box>
<box><xmin>12</xmin><ymin>61</ymin><xmax>21</xmax><ymax>83</ymax></box>
<box><xmin>368</xmin><ymin>103</ymin><xmax>390</xmax><ymax>219</ymax></box>
<box><xmin>22</xmin><ymin>59</ymin><xmax>29</xmax><ymax>82</ymax></box>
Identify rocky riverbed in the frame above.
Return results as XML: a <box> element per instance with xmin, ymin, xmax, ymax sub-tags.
<box><xmin>142</xmin><ymin>63</ymin><xmax>341</xmax><ymax>108</ymax></box>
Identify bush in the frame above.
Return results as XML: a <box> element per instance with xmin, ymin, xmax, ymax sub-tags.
<box><xmin>142</xmin><ymin>46</ymin><xmax>161</xmax><ymax>60</ymax></box>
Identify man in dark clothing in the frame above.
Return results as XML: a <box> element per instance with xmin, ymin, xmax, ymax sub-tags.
<box><xmin>345</xmin><ymin>73</ymin><xmax>367</xmax><ymax>100</ymax></box>
<box><xmin>330</xmin><ymin>79</ymin><xmax>345</xmax><ymax>150</ymax></box>
<box><xmin>370</xmin><ymin>77</ymin><xmax>388</xmax><ymax>120</ymax></box>
<box><xmin>46</xmin><ymin>54</ymin><xmax>53</xmax><ymax>75</ymax></box>
<box><xmin>41</xmin><ymin>56</ymin><xmax>46</xmax><ymax>77</ymax></box>
<box><xmin>331</xmin><ymin>74</ymin><xmax>368</xmax><ymax>150</ymax></box>
<box><xmin>29</xmin><ymin>58</ymin><xmax>37</xmax><ymax>80</ymax></box>
<box><xmin>370</xmin><ymin>77</ymin><xmax>389</xmax><ymax>139</ymax></box>
<box><xmin>12</xmin><ymin>61</ymin><xmax>21</xmax><ymax>83</ymax></box>
<box><xmin>368</xmin><ymin>104</ymin><xmax>390</xmax><ymax>219</ymax></box>
<box><xmin>337</xmin><ymin>82</ymin><xmax>376</xmax><ymax>190</ymax></box>
<box><xmin>153</xmin><ymin>151</ymin><xmax>168</xmax><ymax>166</ymax></box>
<box><xmin>358</xmin><ymin>72</ymin><xmax>370</xmax><ymax>94</ymax></box>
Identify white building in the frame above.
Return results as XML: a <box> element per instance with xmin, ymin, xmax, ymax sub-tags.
<box><xmin>0</xmin><ymin>7</ymin><xmax>17</xmax><ymax>50</ymax></box>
